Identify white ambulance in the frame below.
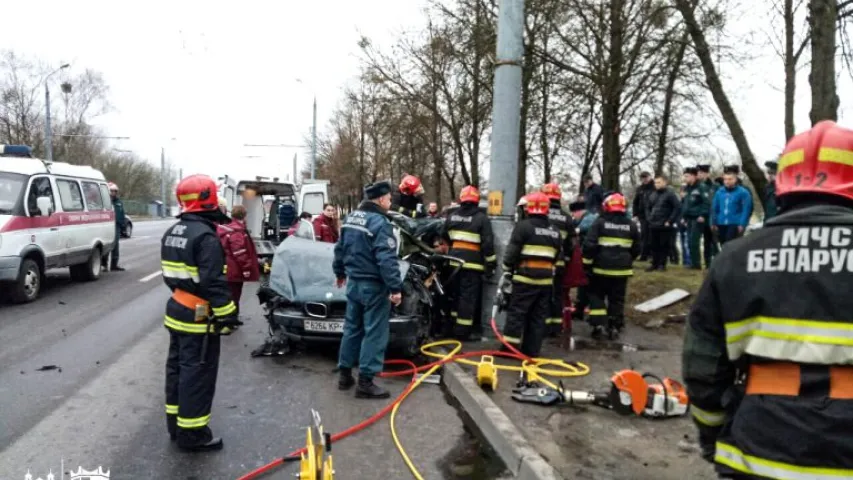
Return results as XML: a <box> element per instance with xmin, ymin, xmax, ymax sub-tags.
<box><xmin>0</xmin><ymin>145</ymin><xmax>116</xmax><ymax>303</ymax></box>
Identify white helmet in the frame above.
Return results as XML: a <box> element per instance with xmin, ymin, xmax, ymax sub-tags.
<box><xmin>108</xmin><ymin>182</ymin><xmax>119</xmax><ymax>191</ymax></box>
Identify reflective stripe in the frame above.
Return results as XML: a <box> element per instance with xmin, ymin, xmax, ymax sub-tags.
<box><xmin>232</xmin><ymin>248</ymin><xmax>247</xmax><ymax>255</ymax></box>
<box><xmin>166</xmin><ymin>404</ymin><xmax>179</xmax><ymax>415</ymax></box>
<box><xmin>503</xmin><ymin>335</ymin><xmax>521</xmax><ymax>344</ymax></box>
<box><xmin>778</xmin><ymin>149</ymin><xmax>804</xmax><ymax>172</ymax></box>
<box><xmin>819</xmin><ymin>147</ymin><xmax>853</xmax><ymax>168</ymax></box>
<box><xmin>560</xmin><ymin>230</ymin><xmax>568</xmax><ymax>239</ymax></box>
<box><xmin>725</xmin><ymin>316</ymin><xmax>853</xmax><ymax>364</ymax></box>
<box><xmin>582</xmin><ymin>257</ymin><xmax>593</xmax><ymax>265</ymax></box>
<box><xmin>223</xmin><ymin>265</ymin><xmax>228</xmax><ymax>274</ymax></box>
<box><xmin>511</xmin><ymin>275</ymin><xmax>552</xmax><ymax>286</ymax></box>
<box><xmin>592</xmin><ymin>268</ymin><xmax>633</xmax><ymax>276</ymax></box>
<box><xmin>485</xmin><ymin>255</ymin><xmax>497</xmax><ymax>263</ymax></box>
<box><xmin>164</xmin><ymin>315</ymin><xmax>213</xmax><ymax>334</ymax></box>
<box><xmin>178</xmin><ymin>193</ymin><xmax>199</xmax><ymax>201</ymax></box>
<box><xmin>161</xmin><ymin>261</ymin><xmax>200</xmax><ymax>282</ymax></box>
<box><xmin>451</xmin><ymin>311</ymin><xmax>458</xmax><ymax>317</ymax></box>
<box><xmin>715</xmin><ymin>441</ymin><xmax>853</xmax><ymax>479</ymax></box>
<box><xmin>556</xmin><ymin>259</ymin><xmax>566</xmax><ymax>267</ymax></box>
<box><xmin>449</xmin><ymin>230</ymin><xmax>482</xmax><ymax>243</ymax></box>
<box><xmin>589</xmin><ymin>309</ymin><xmax>607</xmax><ymax>316</ymax></box>
<box><xmin>690</xmin><ymin>405</ymin><xmax>725</xmax><ymax>426</ymax></box>
<box><xmin>521</xmin><ymin>245</ymin><xmax>557</xmax><ymax>258</ymax></box>
<box><xmin>341</xmin><ymin>224</ymin><xmax>374</xmax><ymax>237</ymax></box>
<box><xmin>462</xmin><ymin>262</ymin><xmax>484</xmax><ymax>271</ymax></box>
<box><xmin>598</xmin><ymin>236</ymin><xmax>633</xmax><ymax>247</ymax></box>
<box><xmin>456</xmin><ymin>318</ymin><xmax>474</xmax><ymax>326</ymax></box>
<box><xmin>545</xmin><ymin>317</ymin><xmax>562</xmax><ymax>325</ymax></box>
<box><xmin>177</xmin><ymin>413</ymin><xmax>211</xmax><ymax>429</ymax></box>
<box><xmin>212</xmin><ymin>301</ymin><xmax>237</xmax><ymax>317</ymax></box>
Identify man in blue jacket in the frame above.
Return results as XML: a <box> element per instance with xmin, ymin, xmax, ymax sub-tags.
<box><xmin>711</xmin><ymin>165</ymin><xmax>753</xmax><ymax>245</ymax></box>
<box><xmin>333</xmin><ymin>181</ymin><xmax>403</xmax><ymax>399</ymax></box>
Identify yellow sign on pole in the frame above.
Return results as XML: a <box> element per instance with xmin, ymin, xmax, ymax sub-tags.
<box><xmin>488</xmin><ymin>191</ymin><xmax>503</xmax><ymax>215</ymax></box>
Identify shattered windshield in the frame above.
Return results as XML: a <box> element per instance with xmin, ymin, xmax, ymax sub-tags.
<box><xmin>0</xmin><ymin>172</ymin><xmax>26</xmax><ymax>214</ymax></box>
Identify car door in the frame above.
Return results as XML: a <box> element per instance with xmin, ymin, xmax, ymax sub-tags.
<box><xmin>54</xmin><ymin>177</ymin><xmax>87</xmax><ymax>265</ymax></box>
<box><xmin>24</xmin><ymin>175</ymin><xmax>62</xmax><ymax>267</ymax></box>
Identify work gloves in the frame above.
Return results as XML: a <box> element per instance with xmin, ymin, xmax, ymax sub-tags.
<box><xmin>214</xmin><ymin>315</ymin><xmax>244</xmax><ymax>335</ymax></box>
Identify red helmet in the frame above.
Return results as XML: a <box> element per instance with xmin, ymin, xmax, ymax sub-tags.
<box><xmin>526</xmin><ymin>192</ymin><xmax>550</xmax><ymax>215</ymax></box>
<box><xmin>399</xmin><ymin>175</ymin><xmax>423</xmax><ymax>196</ymax></box>
<box><xmin>176</xmin><ymin>174</ymin><xmax>219</xmax><ymax>214</ymax></box>
<box><xmin>459</xmin><ymin>185</ymin><xmax>480</xmax><ymax>203</ymax></box>
<box><xmin>602</xmin><ymin>192</ymin><xmax>627</xmax><ymax>213</ymax></box>
<box><xmin>541</xmin><ymin>182</ymin><xmax>561</xmax><ymax>200</ymax></box>
<box><xmin>776</xmin><ymin>121</ymin><xmax>853</xmax><ymax>201</ymax></box>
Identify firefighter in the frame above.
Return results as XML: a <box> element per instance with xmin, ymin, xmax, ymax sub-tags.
<box><xmin>542</xmin><ymin>182</ymin><xmax>575</xmax><ymax>337</ymax></box>
<box><xmin>582</xmin><ymin>193</ymin><xmax>640</xmax><ymax>339</ymax></box>
<box><xmin>162</xmin><ymin>174</ymin><xmax>242</xmax><ymax>452</ymax></box>
<box><xmin>500</xmin><ymin>192</ymin><xmax>562</xmax><ymax>357</ymax></box>
<box><xmin>683</xmin><ymin>120</ymin><xmax>853</xmax><ymax>479</ymax></box>
<box><xmin>443</xmin><ymin>185</ymin><xmax>496</xmax><ymax>340</ymax></box>
<box><xmin>391</xmin><ymin>174</ymin><xmax>426</xmax><ymax>218</ymax></box>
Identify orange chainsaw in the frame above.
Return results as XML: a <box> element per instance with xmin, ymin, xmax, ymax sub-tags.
<box><xmin>511</xmin><ymin>369</ymin><xmax>689</xmax><ymax>418</ymax></box>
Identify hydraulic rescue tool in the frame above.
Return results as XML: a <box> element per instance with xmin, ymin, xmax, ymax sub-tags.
<box><xmin>512</xmin><ymin>369</ymin><xmax>689</xmax><ymax>418</ymax></box>
<box><xmin>298</xmin><ymin>409</ymin><xmax>334</xmax><ymax>480</ymax></box>
<box><xmin>476</xmin><ymin>355</ymin><xmax>499</xmax><ymax>391</ymax></box>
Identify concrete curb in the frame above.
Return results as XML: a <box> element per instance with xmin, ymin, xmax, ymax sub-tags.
<box><xmin>442</xmin><ymin>359</ymin><xmax>564</xmax><ymax>480</ymax></box>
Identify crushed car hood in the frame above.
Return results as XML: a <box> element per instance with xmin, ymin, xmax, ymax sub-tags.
<box><xmin>269</xmin><ymin>235</ymin><xmax>410</xmax><ymax>303</ymax></box>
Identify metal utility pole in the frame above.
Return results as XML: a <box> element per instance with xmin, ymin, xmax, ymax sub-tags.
<box><xmin>44</xmin><ymin>63</ymin><xmax>70</xmax><ymax>162</ymax></box>
<box><xmin>311</xmin><ymin>96</ymin><xmax>318</xmax><ymax>179</ymax></box>
<box><xmin>482</xmin><ymin>0</ymin><xmax>526</xmax><ymax>333</ymax></box>
<box><xmin>293</xmin><ymin>153</ymin><xmax>298</xmax><ymax>183</ymax></box>
<box><xmin>488</xmin><ymin>0</ymin><xmax>525</xmax><ymax>216</ymax></box>
<box><xmin>160</xmin><ymin>147</ymin><xmax>166</xmax><ymax>218</ymax></box>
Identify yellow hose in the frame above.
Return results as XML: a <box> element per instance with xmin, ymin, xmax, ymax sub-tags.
<box><xmin>390</xmin><ymin>338</ymin><xmax>590</xmax><ymax>478</ymax></box>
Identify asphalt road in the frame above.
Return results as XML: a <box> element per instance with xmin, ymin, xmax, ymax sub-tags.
<box><xmin>0</xmin><ymin>219</ymin><xmax>490</xmax><ymax>480</ymax></box>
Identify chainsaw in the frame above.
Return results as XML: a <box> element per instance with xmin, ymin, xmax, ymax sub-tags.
<box><xmin>511</xmin><ymin>369</ymin><xmax>689</xmax><ymax>418</ymax></box>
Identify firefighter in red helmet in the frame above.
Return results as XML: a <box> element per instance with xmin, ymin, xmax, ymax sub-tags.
<box><xmin>541</xmin><ymin>182</ymin><xmax>575</xmax><ymax>337</ymax></box>
<box><xmin>391</xmin><ymin>174</ymin><xmax>426</xmax><ymax>218</ymax></box>
<box><xmin>683</xmin><ymin>121</ymin><xmax>853</xmax><ymax>478</ymax></box>
<box><xmin>442</xmin><ymin>185</ymin><xmax>496</xmax><ymax>339</ymax></box>
<box><xmin>161</xmin><ymin>174</ymin><xmax>241</xmax><ymax>452</ymax></box>
<box><xmin>581</xmin><ymin>192</ymin><xmax>640</xmax><ymax>339</ymax></box>
<box><xmin>500</xmin><ymin>192</ymin><xmax>562</xmax><ymax>356</ymax></box>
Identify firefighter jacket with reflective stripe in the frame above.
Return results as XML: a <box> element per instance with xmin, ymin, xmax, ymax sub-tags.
<box><xmin>548</xmin><ymin>200</ymin><xmax>575</xmax><ymax>268</ymax></box>
<box><xmin>581</xmin><ymin>213</ymin><xmax>639</xmax><ymax>276</ymax></box>
<box><xmin>502</xmin><ymin>215</ymin><xmax>561</xmax><ymax>286</ymax></box>
<box><xmin>443</xmin><ymin>202</ymin><xmax>496</xmax><ymax>271</ymax></box>
<box><xmin>683</xmin><ymin>204</ymin><xmax>853</xmax><ymax>479</ymax></box>
<box><xmin>161</xmin><ymin>213</ymin><xmax>236</xmax><ymax>334</ymax></box>
<box><xmin>391</xmin><ymin>191</ymin><xmax>425</xmax><ymax>218</ymax></box>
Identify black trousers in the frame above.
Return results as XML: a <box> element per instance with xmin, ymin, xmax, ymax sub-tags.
<box><xmin>587</xmin><ymin>275</ymin><xmax>628</xmax><ymax>329</ymax></box>
<box><xmin>166</xmin><ymin>329</ymin><xmax>220</xmax><ymax>447</ymax></box>
<box><xmin>669</xmin><ymin>229</ymin><xmax>679</xmax><ymax>263</ymax></box>
<box><xmin>650</xmin><ymin>227</ymin><xmax>673</xmax><ymax>268</ymax></box>
<box><xmin>717</xmin><ymin>225</ymin><xmax>743</xmax><ymax>245</ymax></box>
<box><xmin>548</xmin><ymin>267</ymin><xmax>565</xmax><ymax>336</ymax></box>
<box><xmin>702</xmin><ymin>222</ymin><xmax>718</xmax><ymax>266</ymax></box>
<box><xmin>639</xmin><ymin>218</ymin><xmax>651</xmax><ymax>258</ymax></box>
<box><xmin>453</xmin><ymin>268</ymin><xmax>483</xmax><ymax>338</ymax></box>
<box><xmin>502</xmin><ymin>282</ymin><xmax>551</xmax><ymax>357</ymax></box>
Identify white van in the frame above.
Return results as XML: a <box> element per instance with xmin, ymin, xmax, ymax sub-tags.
<box><xmin>0</xmin><ymin>145</ymin><xmax>116</xmax><ymax>303</ymax></box>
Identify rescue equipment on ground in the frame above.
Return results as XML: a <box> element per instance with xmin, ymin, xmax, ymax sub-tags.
<box><xmin>511</xmin><ymin>369</ymin><xmax>689</xmax><ymax>418</ymax></box>
<box><xmin>298</xmin><ymin>409</ymin><xmax>334</xmax><ymax>480</ymax></box>
<box><xmin>476</xmin><ymin>355</ymin><xmax>499</xmax><ymax>391</ymax></box>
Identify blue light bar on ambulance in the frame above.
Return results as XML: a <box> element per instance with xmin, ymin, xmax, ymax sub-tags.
<box><xmin>0</xmin><ymin>144</ymin><xmax>33</xmax><ymax>158</ymax></box>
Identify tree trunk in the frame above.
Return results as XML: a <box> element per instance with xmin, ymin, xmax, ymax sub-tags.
<box><xmin>674</xmin><ymin>0</ymin><xmax>766</xmax><ymax>194</ymax></box>
<box><xmin>601</xmin><ymin>0</ymin><xmax>624</xmax><ymax>192</ymax></box>
<box><xmin>655</xmin><ymin>31</ymin><xmax>688</xmax><ymax>175</ymax></box>
<box><xmin>540</xmin><ymin>34</ymin><xmax>552</xmax><ymax>183</ymax></box>
<box><xmin>808</xmin><ymin>0</ymin><xmax>839</xmax><ymax>125</ymax></box>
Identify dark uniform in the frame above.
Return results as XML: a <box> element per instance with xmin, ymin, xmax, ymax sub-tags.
<box><xmin>161</xmin><ymin>213</ymin><xmax>237</xmax><ymax>450</ymax></box>
<box><xmin>632</xmin><ymin>179</ymin><xmax>655</xmax><ymax>260</ymax></box>
<box><xmin>682</xmin><ymin>178</ymin><xmax>713</xmax><ymax>269</ymax></box>
<box><xmin>110</xmin><ymin>189</ymin><xmax>125</xmax><ymax>270</ymax></box>
<box><xmin>391</xmin><ymin>191</ymin><xmax>425</xmax><ymax>218</ymax></box>
<box><xmin>763</xmin><ymin>161</ymin><xmax>778</xmax><ymax>221</ymax></box>
<box><xmin>444</xmin><ymin>202</ymin><xmax>496</xmax><ymax>339</ymax></box>
<box><xmin>547</xmin><ymin>199</ymin><xmax>575</xmax><ymax>336</ymax></box>
<box><xmin>582</xmin><ymin>210</ymin><xmax>640</xmax><ymax>337</ymax></box>
<box><xmin>698</xmin><ymin>165</ymin><xmax>721</xmax><ymax>263</ymax></box>
<box><xmin>501</xmin><ymin>212</ymin><xmax>562</xmax><ymax>357</ymax></box>
<box><xmin>334</xmin><ymin>184</ymin><xmax>403</xmax><ymax>398</ymax></box>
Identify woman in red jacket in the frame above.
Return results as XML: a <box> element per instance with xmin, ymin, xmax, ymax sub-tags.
<box><xmin>312</xmin><ymin>203</ymin><xmax>340</xmax><ymax>243</ymax></box>
<box><xmin>217</xmin><ymin>205</ymin><xmax>260</xmax><ymax>316</ymax></box>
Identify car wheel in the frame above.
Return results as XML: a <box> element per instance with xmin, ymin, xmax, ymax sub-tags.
<box><xmin>124</xmin><ymin>222</ymin><xmax>132</xmax><ymax>238</ymax></box>
<box><xmin>70</xmin><ymin>247</ymin><xmax>102</xmax><ymax>282</ymax></box>
<box><xmin>10</xmin><ymin>258</ymin><xmax>41</xmax><ymax>303</ymax></box>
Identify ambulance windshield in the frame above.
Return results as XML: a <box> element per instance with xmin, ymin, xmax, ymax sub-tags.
<box><xmin>0</xmin><ymin>172</ymin><xmax>26</xmax><ymax>214</ymax></box>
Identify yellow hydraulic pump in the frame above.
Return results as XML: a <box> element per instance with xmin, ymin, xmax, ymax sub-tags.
<box><xmin>476</xmin><ymin>355</ymin><xmax>499</xmax><ymax>391</ymax></box>
<box><xmin>298</xmin><ymin>409</ymin><xmax>334</xmax><ymax>480</ymax></box>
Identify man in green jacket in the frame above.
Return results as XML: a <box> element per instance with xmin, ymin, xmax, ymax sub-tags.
<box><xmin>109</xmin><ymin>182</ymin><xmax>126</xmax><ymax>271</ymax></box>
<box><xmin>696</xmin><ymin>164</ymin><xmax>719</xmax><ymax>264</ymax></box>
<box><xmin>681</xmin><ymin>167</ymin><xmax>712</xmax><ymax>270</ymax></box>
<box><xmin>763</xmin><ymin>160</ymin><xmax>778</xmax><ymax>220</ymax></box>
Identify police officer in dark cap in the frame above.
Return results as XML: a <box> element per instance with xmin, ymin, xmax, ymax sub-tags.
<box><xmin>334</xmin><ymin>180</ymin><xmax>403</xmax><ymax>399</ymax></box>
<box><xmin>696</xmin><ymin>164</ymin><xmax>720</xmax><ymax>263</ymax></box>
<box><xmin>763</xmin><ymin>160</ymin><xmax>778</xmax><ymax>220</ymax></box>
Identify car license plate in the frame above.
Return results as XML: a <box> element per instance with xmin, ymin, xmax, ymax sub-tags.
<box><xmin>304</xmin><ymin>320</ymin><xmax>344</xmax><ymax>333</ymax></box>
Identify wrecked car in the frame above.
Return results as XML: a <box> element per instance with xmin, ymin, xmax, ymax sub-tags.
<box><xmin>255</xmin><ymin>212</ymin><xmax>462</xmax><ymax>357</ymax></box>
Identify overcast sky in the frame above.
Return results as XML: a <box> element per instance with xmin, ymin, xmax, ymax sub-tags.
<box><xmin>0</xmin><ymin>0</ymin><xmax>850</xmax><ymax>185</ymax></box>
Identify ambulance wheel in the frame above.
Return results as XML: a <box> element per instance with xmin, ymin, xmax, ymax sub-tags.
<box><xmin>70</xmin><ymin>247</ymin><xmax>102</xmax><ymax>282</ymax></box>
<box><xmin>10</xmin><ymin>258</ymin><xmax>41</xmax><ymax>304</ymax></box>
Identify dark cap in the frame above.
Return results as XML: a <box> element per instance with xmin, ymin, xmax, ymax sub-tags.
<box><xmin>364</xmin><ymin>181</ymin><xmax>392</xmax><ymax>200</ymax></box>
<box><xmin>684</xmin><ymin>167</ymin><xmax>698</xmax><ymax>175</ymax></box>
<box><xmin>569</xmin><ymin>200</ymin><xmax>586</xmax><ymax>212</ymax></box>
<box><xmin>723</xmin><ymin>164</ymin><xmax>740</xmax><ymax>175</ymax></box>
<box><xmin>697</xmin><ymin>164</ymin><xmax>711</xmax><ymax>173</ymax></box>
<box><xmin>639</xmin><ymin>171</ymin><xmax>651</xmax><ymax>179</ymax></box>
<box><xmin>764</xmin><ymin>161</ymin><xmax>778</xmax><ymax>173</ymax></box>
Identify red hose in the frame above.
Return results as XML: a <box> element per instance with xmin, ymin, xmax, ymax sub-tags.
<box><xmin>236</xmin><ymin>317</ymin><xmax>524</xmax><ymax>480</ymax></box>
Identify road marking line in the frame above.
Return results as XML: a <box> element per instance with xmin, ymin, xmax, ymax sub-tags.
<box><xmin>139</xmin><ymin>271</ymin><xmax>162</xmax><ymax>283</ymax></box>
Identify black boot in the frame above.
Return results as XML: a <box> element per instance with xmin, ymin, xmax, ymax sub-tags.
<box><xmin>355</xmin><ymin>376</ymin><xmax>390</xmax><ymax>399</ymax></box>
<box><xmin>178</xmin><ymin>437</ymin><xmax>223</xmax><ymax>452</ymax></box>
<box><xmin>338</xmin><ymin>368</ymin><xmax>355</xmax><ymax>390</ymax></box>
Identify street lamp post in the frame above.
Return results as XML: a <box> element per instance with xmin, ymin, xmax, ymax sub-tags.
<box><xmin>161</xmin><ymin>138</ymin><xmax>177</xmax><ymax>217</ymax></box>
<box><xmin>295</xmin><ymin>79</ymin><xmax>318</xmax><ymax>180</ymax></box>
<box><xmin>44</xmin><ymin>63</ymin><xmax>70</xmax><ymax>162</ymax></box>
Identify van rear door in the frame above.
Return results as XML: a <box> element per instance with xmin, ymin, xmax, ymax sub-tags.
<box><xmin>299</xmin><ymin>182</ymin><xmax>328</xmax><ymax>218</ymax></box>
